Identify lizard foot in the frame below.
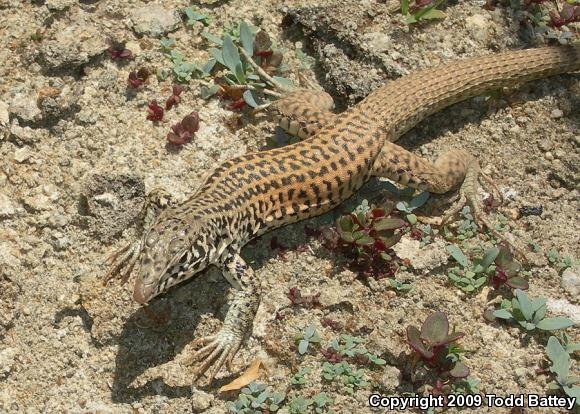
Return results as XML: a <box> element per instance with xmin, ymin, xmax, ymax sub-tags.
<box><xmin>440</xmin><ymin>163</ymin><xmax>527</xmax><ymax>262</ymax></box>
<box><xmin>184</xmin><ymin>329</ymin><xmax>243</xmax><ymax>384</ymax></box>
<box><xmin>103</xmin><ymin>188</ymin><xmax>176</xmax><ymax>285</ymax></box>
<box><xmin>103</xmin><ymin>239</ymin><xmax>143</xmax><ymax>285</ymax></box>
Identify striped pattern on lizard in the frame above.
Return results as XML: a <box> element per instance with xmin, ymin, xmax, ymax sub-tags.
<box><xmin>104</xmin><ymin>45</ymin><xmax>580</xmax><ymax>384</ymax></box>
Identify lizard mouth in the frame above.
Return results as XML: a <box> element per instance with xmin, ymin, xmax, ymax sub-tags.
<box><xmin>133</xmin><ymin>280</ymin><xmax>155</xmax><ymax>304</ymax></box>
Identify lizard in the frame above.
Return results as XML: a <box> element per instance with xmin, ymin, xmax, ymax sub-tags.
<box><xmin>104</xmin><ymin>45</ymin><xmax>580</xmax><ymax>384</ymax></box>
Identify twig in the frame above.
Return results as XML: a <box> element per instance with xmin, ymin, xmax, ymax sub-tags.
<box><xmin>239</xmin><ymin>47</ymin><xmax>291</xmax><ymax>93</ymax></box>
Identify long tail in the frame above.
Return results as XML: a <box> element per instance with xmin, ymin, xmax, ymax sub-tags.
<box><xmin>360</xmin><ymin>45</ymin><xmax>580</xmax><ymax>140</ymax></box>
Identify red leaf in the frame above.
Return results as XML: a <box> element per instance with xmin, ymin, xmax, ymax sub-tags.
<box><xmin>146</xmin><ymin>100</ymin><xmax>164</xmax><ymax>121</ymax></box>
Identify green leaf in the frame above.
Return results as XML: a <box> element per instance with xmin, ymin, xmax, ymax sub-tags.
<box><xmin>505</xmin><ymin>276</ymin><xmax>529</xmax><ymax>290</ymax></box>
<box><xmin>373</xmin><ymin>217</ymin><xmax>405</xmax><ymax>231</ymax></box>
<box><xmin>234</xmin><ymin>62</ymin><xmax>246</xmax><ymax>84</ymax></box>
<box><xmin>200</xmin><ymin>84</ymin><xmax>220</xmax><ymax>99</ymax></box>
<box><xmin>515</xmin><ymin>289</ymin><xmax>533</xmax><ymax>321</ymax></box>
<box><xmin>420</xmin><ymin>312</ymin><xmax>449</xmax><ymax>345</ymax></box>
<box><xmin>446</xmin><ymin>245</ymin><xmax>468</xmax><ymax>268</ymax></box>
<box><xmin>406</xmin><ymin>326</ymin><xmax>433</xmax><ymax>359</ymax></box>
<box><xmin>272</xmin><ymin>76</ymin><xmax>294</xmax><ymax>89</ymax></box>
<box><xmin>298</xmin><ymin>339</ymin><xmax>309</xmax><ymax>354</ymax></box>
<box><xmin>449</xmin><ymin>362</ymin><xmax>469</xmax><ymax>378</ymax></box>
<box><xmin>547</xmin><ymin>336</ymin><xmax>570</xmax><ymax>381</ymax></box>
<box><xmin>209</xmin><ymin>48</ymin><xmax>225</xmax><ymax>66</ymax></box>
<box><xmin>201</xmin><ymin>59</ymin><xmax>216</xmax><ymax>75</ymax></box>
<box><xmin>401</xmin><ymin>0</ymin><xmax>410</xmax><ymax>16</ymax></box>
<box><xmin>409</xmin><ymin>191</ymin><xmax>430</xmax><ymax>210</ymax></box>
<box><xmin>481</xmin><ymin>247</ymin><xmax>500</xmax><ymax>269</ymax></box>
<box><xmin>243</xmin><ymin>90</ymin><xmax>258</xmax><ymax>108</ymax></box>
<box><xmin>201</xmin><ymin>31</ymin><xmax>223</xmax><ymax>46</ymax></box>
<box><xmin>493</xmin><ymin>309</ymin><xmax>513</xmax><ymax>320</ymax></box>
<box><xmin>536</xmin><ymin>317</ymin><xmax>575</xmax><ymax>331</ymax></box>
<box><xmin>239</xmin><ymin>21</ymin><xmax>254</xmax><ymax>56</ymax></box>
<box><xmin>222</xmin><ymin>35</ymin><xmax>241</xmax><ymax>73</ymax></box>
<box><xmin>406</xmin><ymin>214</ymin><xmax>417</xmax><ymax>225</ymax></box>
<box><xmin>562</xmin><ymin>385</ymin><xmax>580</xmax><ymax>405</ymax></box>
<box><xmin>420</xmin><ymin>8</ymin><xmax>447</xmax><ymax>20</ymax></box>
<box><xmin>355</xmin><ymin>235</ymin><xmax>374</xmax><ymax>246</ymax></box>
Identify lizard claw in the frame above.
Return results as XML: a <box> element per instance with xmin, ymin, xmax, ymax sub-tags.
<box><xmin>103</xmin><ymin>239</ymin><xmax>142</xmax><ymax>285</ymax></box>
<box><xmin>440</xmin><ymin>162</ymin><xmax>528</xmax><ymax>262</ymax></box>
<box><xmin>184</xmin><ymin>329</ymin><xmax>243</xmax><ymax>384</ymax></box>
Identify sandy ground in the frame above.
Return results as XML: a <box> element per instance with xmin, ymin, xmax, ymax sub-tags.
<box><xmin>0</xmin><ymin>0</ymin><xmax>578</xmax><ymax>413</ymax></box>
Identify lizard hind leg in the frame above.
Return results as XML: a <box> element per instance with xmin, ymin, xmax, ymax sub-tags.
<box><xmin>372</xmin><ymin>143</ymin><xmax>527</xmax><ymax>260</ymax></box>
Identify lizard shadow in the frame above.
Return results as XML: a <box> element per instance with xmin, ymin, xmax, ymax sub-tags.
<box><xmin>109</xmin><ymin>268</ymin><xmax>234</xmax><ymax>403</ymax></box>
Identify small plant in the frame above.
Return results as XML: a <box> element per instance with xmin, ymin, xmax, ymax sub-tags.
<box><xmin>228</xmin><ymin>382</ymin><xmax>285</xmax><ymax>413</ymax></box>
<box><xmin>325</xmin><ymin>335</ymin><xmax>386</xmax><ymax>366</ymax></box>
<box><xmin>199</xmin><ymin>21</ymin><xmax>291</xmax><ymax>105</ymax></box>
<box><xmin>324</xmin><ymin>200</ymin><xmax>405</xmax><ymax>279</ymax></box>
<box><xmin>321</xmin><ymin>361</ymin><xmax>369</xmax><ymax>395</ymax></box>
<box><xmin>394</xmin><ymin>190</ymin><xmax>430</xmax><ymax>225</ymax></box>
<box><xmin>128</xmin><ymin>68</ymin><xmax>150</xmax><ymax>88</ymax></box>
<box><xmin>296</xmin><ymin>325</ymin><xmax>321</xmax><ymax>355</ymax></box>
<box><xmin>492</xmin><ymin>289</ymin><xmax>575</xmax><ymax>332</ymax></box>
<box><xmin>406</xmin><ymin>312</ymin><xmax>470</xmax><ymax>380</ymax></box>
<box><xmin>146</xmin><ymin>100</ymin><xmax>164</xmax><ymax>122</ymax></box>
<box><xmin>289</xmin><ymin>367</ymin><xmax>311</xmax><ymax>387</ymax></box>
<box><xmin>400</xmin><ymin>0</ymin><xmax>447</xmax><ymax>25</ymax></box>
<box><xmin>446</xmin><ymin>245</ymin><xmax>528</xmax><ymax>293</ymax></box>
<box><xmin>452</xmin><ymin>377</ymin><xmax>480</xmax><ymax>395</ymax></box>
<box><xmin>165</xmin><ymin>84</ymin><xmax>184</xmax><ymax>110</ymax></box>
<box><xmin>166</xmin><ymin>111</ymin><xmax>199</xmax><ymax>145</ymax></box>
<box><xmin>389</xmin><ymin>278</ymin><xmax>413</xmax><ymax>293</ymax></box>
<box><xmin>287</xmin><ymin>393</ymin><xmax>334</xmax><ymax>414</ymax></box>
<box><xmin>545</xmin><ymin>336</ymin><xmax>580</xmax><ymax>407</ymax></box>
<box><xmin>546</xmin><ymin>249</ymin><xmax>574</xmax><ymax>272</ymax></box>
<box><xmin>108</xmin><ymin>43</ymin><xmax>132</xmax><ymax>60</ymax></box>
<box><xmin>159</xmin><ymin>37</ymin><xmax>176</xmax><ymax>52</ymax></box>
<box><xmin>557</xmin><ymin>332</ymin><xmax>580</xmax><ymax>355</ymax></box>
<box><xmin>183</xmin><ymin>6</ymin><xmax>211</xmax><ymax>27</ymax></box>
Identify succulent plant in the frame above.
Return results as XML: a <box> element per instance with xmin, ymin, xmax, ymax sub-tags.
<box><xmin>407</xmin><ymin>312</ymin><xmax>469</xmax><ymax>379</ymax></box>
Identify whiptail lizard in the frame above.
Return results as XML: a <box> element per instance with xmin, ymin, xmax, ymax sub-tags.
<box><xmin>104</xmin><ymin>45</ymin><xmax>580</xmax><ymax>383</ymax></box>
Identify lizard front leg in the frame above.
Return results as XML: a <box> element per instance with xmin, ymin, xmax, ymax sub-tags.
<box><xmin>185</xmin><ymin>253</ymin><xmax>261</xmax><ymax>384</ymax></box>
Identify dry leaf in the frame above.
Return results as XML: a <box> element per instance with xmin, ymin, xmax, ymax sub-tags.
<box><xmin>219</xmin><ymin>358</ymin><xmax>263</xmax><ymax>392</ymax></box>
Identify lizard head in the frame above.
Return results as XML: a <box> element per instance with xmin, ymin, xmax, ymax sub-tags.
<box><xmin>133</xmin><ymin>217</ymin><xmax>211</xmax><ymax>304</ymax></box>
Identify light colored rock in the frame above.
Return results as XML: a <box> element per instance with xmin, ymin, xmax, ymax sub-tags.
<box><xmin>550</xmin><ymin>108</ymin><xmax>563</xmax><ymax>119</ymax></box>
<box><xmin>362</xmin><ymin>32</ymin><xmax>391</xmax><ymax>53</ymax></box>
<box><xmin>465</xmin><ymin>14</ymin><xmax>491</xmax><ymax>42</ymax></box>
<box><xmin>393</xmin><ymin>237</ymin><xmax>448</xmax><ymax>271</ymax></box>
<box><xmin>39</xmin><ymin>24</ymin><xmax>107</xmax><ymax>72</ymax></box>
<box><xmin>13</xmin><ymin>147</ymin><xmax>32</xmax><ymax>163</ymax></box>
<box><xmin>379</xmin><ymin>365</ymin><xmax>402</xmax><ymax>393</ymax></box>
<box><xmin>0</xmin><ymin>193</ymin><xmax>16</xmax><ymax>218</ymax></box>
<box><xmin>23</xmin><ymin>194</ymin><xmax>53</xmax><ymax>211</ymax></box>
<box><xmin>131</xmin><ymin>5</ymin><xmax>181</xmax><ymax>38</ymax></box>
<box><xmin>0</xmin><ymin>101</ymin><xmax>8</xmax><ymax>126</ymax></box>
<box><xmin>546</xmin><ymin>298</ymin><xmax>580</xmax><ymax>324</ymax></box>
<box><xmin>190</xmin><ymin>388</ymin><xmax>214</xmax><ymax>411</ymax></box>
<box><xmin>561</xmin><ymin>265</ymin><xmax>580</xmax><ymax>297</ymax></box>
<box><xmin>45</xmin><ymin>0</ymin><xmax>75</xmax><ymax>11</ymax></box>
<box><xmin>0</xmin><ymin>347</ymin><xmax>17</xmax><ymax>379</ymax></box>
<box><xmin>9</xmin><ymin>92</ymin><xmax>41</xmax><ymax>123</ymax></box>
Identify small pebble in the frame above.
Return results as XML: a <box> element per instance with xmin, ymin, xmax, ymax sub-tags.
<box><xmin>550</xmin><ymin>108</ymin><xmax>563</xmax><ymax>119</ymax></box>
<box><xmin>544</xmin><ymin>152</ymin><xmax>554</xmax><ymax>161</ymax></box>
